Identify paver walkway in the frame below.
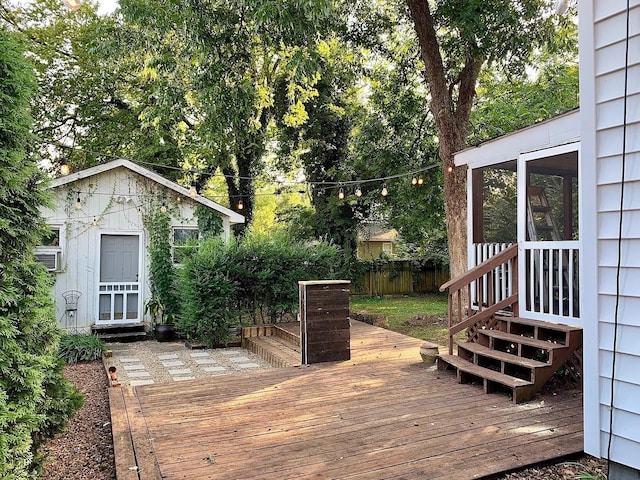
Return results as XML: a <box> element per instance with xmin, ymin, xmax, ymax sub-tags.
<box><xmin>104</xmin><ymin>341</ymin><xmax>272</xmax><ymax>386</ymax></box>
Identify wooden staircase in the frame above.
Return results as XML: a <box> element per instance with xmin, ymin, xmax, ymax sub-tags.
<box><xmin>437</xmin><ymin>315</ymin><xmax>582</xmax><ymax>403</ymax></box>
<box><xmin>439</xmin><ymin>245</ymin><xmax>582</xmax><ymax>403</ymax></box>
<box><xmin>241</xmin><ymin>323</ymin><xmax>302</xmax><ymax>368</ymax></box>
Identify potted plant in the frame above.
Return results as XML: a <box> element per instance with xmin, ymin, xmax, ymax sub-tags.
<box><xmin>144</xmin><ymin>296</ymin><xmax>175</xmax><ymax>342</ymax></box>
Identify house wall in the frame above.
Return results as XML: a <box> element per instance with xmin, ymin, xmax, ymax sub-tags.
<box><xmin>42</xmin><ymin>167</ymin><xmax>205</xmax><ymax>331</ymax></box>
<box><xmin>580</xmin><ymin>0</ymin><xmax>640</xmax><ymax>471</ymax></box>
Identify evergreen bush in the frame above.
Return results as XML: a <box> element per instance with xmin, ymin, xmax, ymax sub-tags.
<box><xmin>0</xmin><ymin>29</ymin><xmax>82</xmax><ymax>478</ymax></box>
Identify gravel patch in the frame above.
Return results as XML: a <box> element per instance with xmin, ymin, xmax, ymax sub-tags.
<box><xmin>103</xmin><ymin>341</ymin><xmax>272</xmax><ymax>386</ymax></box>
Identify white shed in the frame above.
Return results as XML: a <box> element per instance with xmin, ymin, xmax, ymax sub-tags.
<box><xmin>579</xmin><ymin>0</ymin><xmax>640</xmax><ymax>477</ymax></box>
<box><xmin>38</xmin><ymin>159</ymin><xmax>244</xmax><ymax>333</ymax></box>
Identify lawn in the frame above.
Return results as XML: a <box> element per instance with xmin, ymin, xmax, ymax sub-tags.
<box><xmin>350</xmin><ymin>294</ymin><xmax>452</xmax><ymax>347</ymax></box>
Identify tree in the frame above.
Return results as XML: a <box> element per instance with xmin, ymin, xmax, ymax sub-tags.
<box><xmin>404</xmin><ymin>0</ymin><xmax>568</xmax><ymax>278</ymax></box>
<box><xmin>0</xmin><ymin>27</ymin><xmax>82</xmax><ymax>478</ymax></box>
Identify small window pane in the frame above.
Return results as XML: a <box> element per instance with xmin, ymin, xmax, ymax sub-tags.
<box><xmin>41</xmin><ymin>227</ymin><xmax>60</xmax><ymax>247</ymax></box>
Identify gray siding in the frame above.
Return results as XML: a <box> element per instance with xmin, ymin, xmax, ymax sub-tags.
<box><xmin>587</xmin><ymin>0</ymin><xmax>640</xmax><ymax>469</ymax></box>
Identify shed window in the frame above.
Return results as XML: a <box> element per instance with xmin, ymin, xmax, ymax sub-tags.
<box><xmin>36</xmin><ymin>226</ymin><xmax>62</xmax><ymax>271</ymax></box>
<box><xmin>172</xmin><ymin>227</ymin><xmax>199</xmax><ymax>264</ymax></box>
<box><xmin>382</xmin><ymin>242</ymin><xmax>393</xmax><ymax>255</ymax></box>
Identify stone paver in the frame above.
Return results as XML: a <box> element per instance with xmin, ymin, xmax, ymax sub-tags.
<box><xmin>103</xmin><ymin>341</ymin><xmax>272</xmax><ymax>387</ymax></box>
<box><xmin>238</xmin><ymin>363</ymin><xmax>260</xmax><ymax>369</ymax></box>
<box><xmin>157</xmin><ymin>354</ymin><xmax>179</xmax><ymax>360</ymax></box>
<box><xmin>194</xmin><ymin>358</ymin><xmax>218</xmax><ymax>365</ymax></box>
<box><xmin>161</xmin><ymin>360</ymin><xmax>184</xmax><ymax>367</ymax></box>
<box><xmin>123</xmin><ymin>364</ymin><xmax>146</xmax><ymax>371</ymax></box>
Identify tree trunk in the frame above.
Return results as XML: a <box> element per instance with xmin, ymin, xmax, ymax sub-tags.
<box><xmin>406</xmin><ymin>0</ymin><xmax>483</xmax><ymax>280</ymax></box>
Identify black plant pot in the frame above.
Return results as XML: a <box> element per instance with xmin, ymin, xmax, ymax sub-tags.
<box><xmin>155</xmin><ymin>324</ymin><xmax>175</xmax><ymax>342</ymax></box>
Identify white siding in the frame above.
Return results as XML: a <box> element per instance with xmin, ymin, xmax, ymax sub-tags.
<box><xmin>580</xmin><ymin>0</ymin><xmax>640</xmax><ymax>468</ymax></box>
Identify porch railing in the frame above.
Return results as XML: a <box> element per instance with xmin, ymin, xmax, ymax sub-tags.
<box><xmin>440</xmin><ymin>244</ymin><xmax>519</xmax><ymax>355</ymax></box>
<box><xmin>523</xmin><ymin>241</ymin><xmax>579</xmax><ymax>320</ymax></box>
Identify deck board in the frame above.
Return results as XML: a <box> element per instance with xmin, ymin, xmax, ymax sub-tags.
<box><xmin>118</xmin><ymin>321</ymin><xmax>583</xmax><ymax>480</ymax></box>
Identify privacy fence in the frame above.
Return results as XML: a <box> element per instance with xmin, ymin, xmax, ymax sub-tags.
<box><xmin>355</xmin><ymin>261</ymin><xmax>449</xmax><ymax>296</ymax></box>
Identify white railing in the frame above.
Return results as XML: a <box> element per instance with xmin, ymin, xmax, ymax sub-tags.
<box><xmin>472</xmin><ymin>243</ymin><xmax>514</xmax><ymax>309</ymax></box>
<box><xmin>523</xmin><ymin>241</ymin><xmax>579</xmax><ymax>320</ymax></box>
<box><xmin>471</xmin><ymin>241</ymin><xmax>580</xmax><ymax>322</ymax></box>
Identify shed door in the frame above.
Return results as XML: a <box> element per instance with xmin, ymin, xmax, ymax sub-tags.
<box><xmin>97</xmin><ymin>234</ymin><xmax>141</xmax><ymax>324</ymax></box>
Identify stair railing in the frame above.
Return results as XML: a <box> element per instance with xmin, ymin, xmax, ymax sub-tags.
<box><xmin>440</xmin><ymin>244</ymin><xmax>519</xmax><ymax>354</ymax></box>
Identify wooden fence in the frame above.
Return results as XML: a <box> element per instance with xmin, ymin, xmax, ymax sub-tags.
<box><xmin>355</xmin><ymin>261</ymin><xmax>449</xmax><ymax>296</ymax></box>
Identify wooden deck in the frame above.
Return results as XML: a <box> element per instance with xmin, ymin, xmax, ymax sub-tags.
<box><xmin>110</xmin><ymin>321</ymin><xmax>583</xmax><ymax>479</ymax></box>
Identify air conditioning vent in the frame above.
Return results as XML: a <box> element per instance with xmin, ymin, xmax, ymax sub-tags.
<box><xmin>35</xmin><ymin>251</ymin><xmax>60</xmax><ymax>271</ymax></box>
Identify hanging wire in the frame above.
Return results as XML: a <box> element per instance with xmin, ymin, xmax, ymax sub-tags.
<box><xmin>607</xmin><ymin>0</ymin><xmax>631</xmax><ymax>476</ymax></box>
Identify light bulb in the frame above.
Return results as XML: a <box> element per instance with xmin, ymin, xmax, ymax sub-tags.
<box><xmin>447</xmin><ymin>165</ymin><xmax>453</xmax><ymax>173</ymax></box>
<box><xmin>381</xmin><ymin>185</ymin><xmax>388</xmax><ymax>197</ymax></box>
<box><xmin>188</xmin><ymin>185</ymin><xmax>197</xmax><ymax>198</ymax></box>
<box><xmin>160</xmin><ymin>203</ymin><xmax>167</xmax><ymax>214</ymax></box>
<box><xmin>338</xmin><ymin>187</ymin><xmax>345</xmax><ymax>200</ymax></box>
<box><xmin>417</xmin><ymin>177</ymin><xmax>424</xmax><ymax>185</ymax></box>
<box><xmin>91</xmin><ymin>218</ymin><xmax>98</xmax><ymax>227</ymax></box>
<box><xmin>355</xmin><ymin>186</ymin><xmax>362</xmax><ymax>197</ymax></box>
<box><xmin>60</xmin><ymin>162</ymin><xmax>71</xmax><ymax>176</ymax></box>
<box><xmin>411</xmin><ymin>177</ymin><xmax>418</xmax><ymax>185</ymax></box>
<box><xmin>237</xmin><ymin>199</ymin><xmax>244</xmax><ymax>210</ymax></box>
<box><xmin>137</xmin><ymin>208</ymin><xmax>142</xmax><ymax>216</ymax></box>
<box><xmin>64</xmin><ymin>0</ymin><xmax>81</xmax><ymax>10</ymax></box>
<box><xmin>75</xmin><ymin>196</ymin><xmax>82</xmax><ymax>210</ymax></box>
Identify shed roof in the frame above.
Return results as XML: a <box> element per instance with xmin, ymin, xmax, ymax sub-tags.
<box><xmin>50</xmin><ymin>159</ymin><xmax>244</xmax><ymax>224</ymax></box>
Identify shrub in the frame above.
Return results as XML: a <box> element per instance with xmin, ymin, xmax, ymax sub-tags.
<box><xmin>177</xmin><ymin>233</ymin><xmax>343</xmax><ymax>345</ymax></box>
<box><xmin>177</xmin><ymin>239</ymin><xmax>237</xmax><ymax>346</ymax></box>
<box><xmin>58</xmin><ymin>334</ymin><xmax>106</xmax><ymax>364</ymax></box>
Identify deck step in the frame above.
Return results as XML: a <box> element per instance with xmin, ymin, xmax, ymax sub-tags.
<box><xmin>242</xmin><ymin>335</ymin><xmax>301</xmax><ymax>368</ymax></box>
<box><xmin>478</xmin><ymin>329</ymin><xmax>567</xmax><ymax>351</ymax></box>
<box><xmin>457</xmin><ymin>342</ymin><xmax>550</xmax><ymax>369</ymax></box>
<box><xmin>437</xmin><ymin>354</ymin><xmax>536</xmax><ymax>403</ymax></box>
<box><xmin>92</xmin><ymin>323</ymin><xmax>147</xmax><ymax>342</ymax></box>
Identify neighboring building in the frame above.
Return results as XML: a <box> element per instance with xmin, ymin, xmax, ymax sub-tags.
<box><xmin>579</xmin><ymin>1</ymin><xmax>640</xmax><ymax>477</ymax></box>
<box><xmin>357</xmin><ymin>224</ymin><xmax>399</xmax><ymax>260</ymax></box>
<box><xmin>38</xmin><ymin>159</ymin><xmax>244</xmax><ymax>333</ymax></box>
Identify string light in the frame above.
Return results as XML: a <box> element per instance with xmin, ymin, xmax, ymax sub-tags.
<box><xmin>381</xmin><ymin>184</ymin><xmax>388</xmax><ymax>197</ymax></box>
<box><xmin>355</xmin><ymin>186</ymin><xmax>362</xmax><ymax>197</ymax></box>
<box><xmin>75</xmin><ymin>193</ymin><xmax>82</xmax><ymax>210</ymax></box>
<box><xmin>64</xmin><ymin>0</ymin><xmax>81</xmax><ymax>10</ymax></box>
<box><xmin>237</xmin><ymin>199</ymin><xmax>244</xmax><ymax>210</ymax></box>
<box><xmin>160</xmin><ymin>202</ymin><xmax>167</xmax><ymax>214</ymax></box>
<box><xmin>447</xmin><ymin>166</ymin><xmax>453</xmax><ymax>173</ymax></box>
<box><xmin>338</xmin><ymin>187</ymin><xmax>345</xmax><ymax>200</ymax></box>
<box><xmin>60</xmin><ymin>161</ymin><xmax>71</xmax><ymax>176</ymax></box>
<box><xmin>137</xmin><ymin>207</ymin><xmax>142</xmax><ymax>216</ymax></box>
<box><xmin>417</xmin><ymin>177</ymin><xmax>424</xmax><ymax>185</ymax></box>
<box><xmin>91</xmin><ymin>218</ymin><xmax>98</xmax><ymax>227</ymax></box>
<box><xmin>411</xmin><ymin>176</ymin><xmax>418</xmax><ymax>185</ymax></box>
<box><xmin>188</xmin><ymin>185</ymin><xmax>197</xmax><ymax>198</ymax></box>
